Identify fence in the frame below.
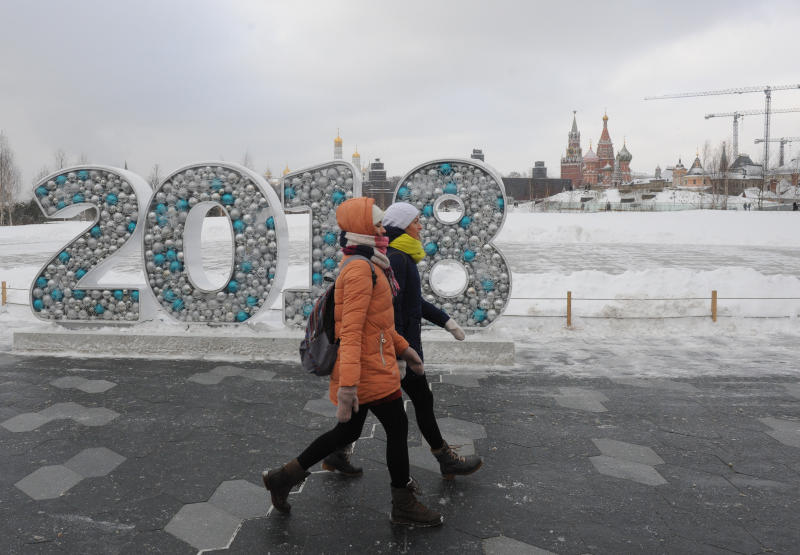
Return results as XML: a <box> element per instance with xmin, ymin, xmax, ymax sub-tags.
<box><xmin>3</xmin><ymin>281</ymin><xmax>799</xmax><ymax>325</ymax></box>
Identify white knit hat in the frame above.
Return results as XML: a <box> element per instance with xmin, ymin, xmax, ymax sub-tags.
<box><xmin>383</xmin><ymin>202</ymin><xmax>419</xmax><ymax>229</ymax></box>
<box><xmin>371</xmin><ymin>204</ymin><xmax>384</xmax><ymax>225</ymax></box>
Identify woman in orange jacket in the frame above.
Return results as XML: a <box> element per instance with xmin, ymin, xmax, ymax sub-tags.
<box><xmin>263</xmin><ymin>197</ymin><xmax>443</xmax><ymax>527</ymax></box>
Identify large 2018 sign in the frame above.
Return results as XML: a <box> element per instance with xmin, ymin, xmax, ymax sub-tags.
<box><xmin>30</xmin><ymin>159</ymin><xmax>510</xmax><ymax>328</ymax></box>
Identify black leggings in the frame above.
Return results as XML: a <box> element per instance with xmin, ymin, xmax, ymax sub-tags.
<box><xmin>297</xmin><ymin>396</ymin><xmax>409</xmax><ymax>488</ymax></box>
<box><xmin>401</xmin><ymin>370</ymin><xmax>444</xmax><ymax>451</ymax></box>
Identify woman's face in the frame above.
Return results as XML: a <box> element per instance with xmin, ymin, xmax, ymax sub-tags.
<box><xmin>373</xmin><ymin>221</ymin><xmax>386</xmax><ymax>236</ymax></box>
<box><xmin>405</xmin><ymin>215</ymin><xmax>422</xmax><ymax>239</ymax></box>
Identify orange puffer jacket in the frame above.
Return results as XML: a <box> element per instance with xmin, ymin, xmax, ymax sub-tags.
<box><xmin>329</xmin><ymin>198</ymin><xmax>409</xmax><ymax>406</ymax></box>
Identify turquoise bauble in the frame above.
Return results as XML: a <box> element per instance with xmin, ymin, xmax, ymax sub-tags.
<box><xmin>35</xmin><ymin>186</ymin><xmax>48</xmax><ymax>197</ymax></box>
<box><xmin>211</xmin><ymin>178</ymin><xmax>223</xmax><ymax>190</ymax></box>
<box><xmin>324</xmin><ymin>231</ymin><xmax>337</xmax><ymax>245</ymax></box>
<box><xmin>73</xmin><ymin>290</ymin><xmax>86</xmax><ymax>300</ymax></box>
<box><xmin>33</xmin><ymin>299</ymin><xmax>44</xmax><ymax>311</ymax></box>
<box><xmin>75</xmin><ymin>268</ymin><xmax>87</xmax><ymax>279</ymax></box>
<box><xmin>36</xmin><ymin>277</ymin><xmax>47</xmax><ymax>288</ymax></box>
<box><xmin>233</xmin><ymin>220</ymin><xmax>245</xmax><ymax>232</ymax></box>
<box><xmin>105</xmin><ymin>193</ymin><xmax>118</xmax><ymax>206</ymax></box>
<box><xmin>51</xmin><ymin>289</ymin><xmax>63</xmax><ymax>301</ymax></box>
<box><xmin>156</xmin><ymin>203</ymin><xmax>167</xmax><ymax>215</ymax></box>
<box><xmin>323</xmin><ymin>258</ymin><xmax>336</xmax><ymax>270</ymax></box>
<box><xmin>177</xmin><ymin>199</ymin><xmax>190</xmax><ymax>211</ymax></box>
<box><xmin>422</xmin><ymin>205</ymin><xmax>433</xmax><ymax>217</ymax></box>
<box><xmin>163</xmin><ymin>289</ymin><xmax>176</xmax><ymax>302</ymax></box>
<box><xmin>332</xmin><ymin>190</ymin><xmax>345</xmax><ymax>205</ymax></box>
<box><xmin>95</xmin><ymin>304</ymin><xmax>105</xmax><ymax>314</ymax></box>
<box><xmin>227</xmin><ymin>280</ymin><xmax>239</xmax><ymax>293</ymax></box>
<box><xmin>169</xmin><ymin>261</ymin><xmax>183</xmax><ymax>273</ymax></box>
<box><xmin>172</xmin><ymin>299</ymin><xmax>184</xmax><ymax>311</ymax></box>
<box><xmin>303</xmin><ymin>304</ymin><xmax>314</xmax><ymax>317</ymax></box>
<box><xmin>166</xmin><ymin>249</ymin><xmax>177</xmax><ymax>261</ymax></box>
<box><xmin>77</xmin><ymin>170</ymin><xmax>89</xmax><ymax>181</ymax></box>
<box><xmin>72</xmin><ymin>194</ymin><xmax>84</xmax><ymax>203</ymax></box>
<box><xmin>246</xmin><ymin>296</ymin><xmax>258</xmax><ymax>307</ymax></box>
<box><xmin>113</xmin><ymin>290</ymin><xmax>124</xmax><ymax>300</ymax></box>
<box><xmin>473</xmin><ymin>308</ymin><xmax>487</xmax><ymax>322</ymax></box>
<box><xmin>58</xmin><ymin>251</ymin><xmax>70</xmax><ymax>263</ymax></box>
<box><xmin>440</xmin><ymin>163</ymin><xmax>452</xmax><ymax>175</ymax></box>
<box><xmin>241</xmin><ymin>261</ymin><xmax>253</xmax><ymax>273</ymax></box>
<box><xmin>127</xmin><ymin>222</ymin><xmax>136</xmax><ymax>233</ymax></box>
<box><xmin>463</xmin><ymin>249</ymin><xmax>476</xmax><ymax>262</ymax></box>
<box><xmin>266</xmin><ymin>216</ymin><xmax>274</xmax><ymax>229</ymax></box>
<box><xmin>459</xmin><ymin>216</ymin><xmax>471</xmax><ymax>229</ymax></box>
<box><xmin>56</xmin><ymin>175</ymin><xmax>68</xmax><ymax>185</ymax></box>
<box><xmin>154</xmin><ymin>253</ymin><xmax>166</xmax><ymax>266</ymax></box>
<box><xmin>222</xmin><ymin>193</ymin><xmax>235</xmax><ymax>205</ymax></box>
<box><xmin>236</xmin><ymin>311</ymin><xmax>249</xmax><ymax>322</ymax></box>
<box><xmin>131</xmin><ymin>290</ymin><xmax>139</xmax><ymax>301</ymax></box>
<box><xmin>424</xmin><ymin>242</ymin><xmax>438</xmax><ymax>256</ymax></box>
<box><xmin>284</xmin><ymin>187</ymin><xmax>295</xmax><ymax>200</ymax></box>
<box><xmin>90</xmin><ymin>226</ymin><xmax>102</xmax><ymax>238</ymax></box>
<box><xmin>444</xmin><ymin>182</ymin><xmax>458</xmax><ymax>195</ymax></box>
<box><xmin>397</xmin><ymin>186</ymin><xmax>410</xmax><ymax>200</ymax></box>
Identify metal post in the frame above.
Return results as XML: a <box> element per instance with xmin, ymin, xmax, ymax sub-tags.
<box><xmin>567</xmin><ymin>291</ymin><xmax>572</xmax><ymax>327</ymax></box>
<box><xmin>1</xmin><ymin>281</ymin><xmax>6</xmax><ymax>306</ymax></box>
<box><xmin>762</xmin><ymin>87</ymin><xmax>772</xmax><ymax>208</ymax></box>
<box><xmin>711</xmin><ymin>290</ymin><xmax>717</xmax><ymax>322</ymax></box>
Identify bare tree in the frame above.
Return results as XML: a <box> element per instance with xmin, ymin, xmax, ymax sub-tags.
<box><xmin>54</xmin><ymin>148</ymin><xmax>68</xmax><ymax>170</ymax></box>
<box><xmin>701</xmin><ymin>141</ymin><xmax>728</xmax><ymax>209</ymax></box>
<box><xmin>147</xmin><ymin>163</ymin><xmax>161</xmax><ymax>190</ymax></box>
<box><xmin>77</xmin><ymin>152</ymin><xmax>89</xmax><ymax>165</ymax></box>
<box><xmin>0</xmin><ymin>132</ymin><xmax>23</xmax><ymax>225</ymax></box>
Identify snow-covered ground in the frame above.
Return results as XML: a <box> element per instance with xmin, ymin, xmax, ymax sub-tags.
<box><xmin>2</xmin><ymin>211</ymin><xmax>799</xmax><ymax>375</ymax></box>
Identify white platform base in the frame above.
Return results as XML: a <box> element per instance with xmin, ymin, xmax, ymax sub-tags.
<box><xmin>12</xmin><ymin>329</ymin><xmax>515</xmax><ymax>366</ymax></box>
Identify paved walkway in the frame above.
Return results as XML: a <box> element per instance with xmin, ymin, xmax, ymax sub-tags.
<box><xmin>1</xmin><ymin>351</ymin><xmax>799</xmax><ymax>554</ymax></box>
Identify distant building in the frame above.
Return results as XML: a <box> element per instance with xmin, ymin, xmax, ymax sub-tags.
<box><xmin>333</xmin><ymin>130</ymin><xmax>343</xmax><ymax>160</ymax></box>
<box><xmin>351</xmin><ymin>147</ymin><xmax>361</xmax><ymax>175</ymax></box>
<box><xmin>560</xmin><ymin>111</ymin><xmax>633</xmax><ymax>188</ymax></box>
<box><xmin>502</xmin><ymin>176</ymin><xmax>572</xmax><ymax>202</ymax></box>
<box><xmin>470</xmin><ymin>148</ymin><xmax>485</xmax><ymax>161</ymax></box>
<box><xmin>532</xmin><ymin>161</ymin><xmax>547</xmax><ymax>179</ymax></box>
<box><xmin>363</xmin><ymin>158</ymin><xmax>394</xmax><ymax>209</ymax></box>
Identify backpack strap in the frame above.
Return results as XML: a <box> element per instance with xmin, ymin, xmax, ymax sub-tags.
<box><xmin>339</xmin><ymin>254</ymin><xmax>376</xmax><ymax>287</ymax></box>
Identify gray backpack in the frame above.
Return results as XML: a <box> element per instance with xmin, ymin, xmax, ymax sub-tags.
<box><xmin>299</xmin><ymin>255</ymin><xmax>376</xmax><ymax>376</ymax></box>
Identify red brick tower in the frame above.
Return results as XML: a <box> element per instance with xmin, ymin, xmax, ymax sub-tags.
<box><xmin>560</xmin><ymin>111</ymin><xmax>583</xmax><ymax>187</ymax></box>
<box><xmin>596</xmin><ymin>112</ymin><xmax>615</xmax><ymax>185</ymax></box>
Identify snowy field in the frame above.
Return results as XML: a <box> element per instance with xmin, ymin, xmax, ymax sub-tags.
<box><xmin>1</xmin><ymin>211</ymin><xmax>800</xmax><ymax>375</ymax></box>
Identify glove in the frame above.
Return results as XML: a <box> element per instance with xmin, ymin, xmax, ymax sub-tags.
<box><xmin>445</xmin><ymin>318</ymin><xmax>465</xmax><ymax>341</ymax></box>
<box><xmin>336</xmin><ymin>386</ymin><xmax>359</xmax><ymax>423</ymax></box>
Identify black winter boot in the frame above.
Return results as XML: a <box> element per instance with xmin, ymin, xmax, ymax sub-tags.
<box><xmin>262</xmin><ymin>458</ymin><xmax>311</xmax><ymax>513</ymax></box>
<box><xmin>432</xmin><ymin>440</ymin><xmax>483</xmax><ymax>480</ymax></box>
<box><xmin>322</xmin><ymin>445</ymin><xmax>363</xmax><ymax>476</ymax></box>
<box><xmin>390</xmin><ymin>486</ymin><xmax>444</xmax><ymax>527</ymax></box>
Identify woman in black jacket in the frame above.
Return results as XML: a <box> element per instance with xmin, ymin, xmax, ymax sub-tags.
<box><xmin>323</xmin><ymin>202</ymin><xmax>483</xmax><ymax>480</ymax></box>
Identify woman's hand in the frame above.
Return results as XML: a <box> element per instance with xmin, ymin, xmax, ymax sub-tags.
<box><xmin>401</xmin><ymin>347</ymin><xmax>424</xmax><ymax>375</ymax></box>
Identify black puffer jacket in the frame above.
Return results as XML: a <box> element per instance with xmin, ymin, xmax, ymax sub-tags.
<box><xmin>385</xmin><ymin>226</ymin><xmax>449</xmax><ymax>361</ymax></box>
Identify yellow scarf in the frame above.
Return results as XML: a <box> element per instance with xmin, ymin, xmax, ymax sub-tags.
<box><xmin>389</xmin><ymin>233</ymin><xmax>426</xmax><ymax>264</ymax></box>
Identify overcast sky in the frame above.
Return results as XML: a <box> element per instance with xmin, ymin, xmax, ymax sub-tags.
<box><xmin>2</xmin><ymin>0</ymin><xmax>800</xmax><ymax>196</ymax></box>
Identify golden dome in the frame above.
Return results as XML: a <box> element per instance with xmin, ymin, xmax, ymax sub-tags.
<box><xmin>602</xmin><ymin>111</ymin><xmax>608</xmax><ymax>122</ymax></box>
<box><xmin>352</xmin><ymin>145</ymin><xmax>360</xmax><ymax>158</ymax></box>
<box><xmin>282</xmin><ymin>163</ymin><xmax>290</xmax><ymax>176</ymax></box>
<box><xmin>334</xmin><ymin>128</ymin><xmax>343</xmax><ymax>146</ymax></box>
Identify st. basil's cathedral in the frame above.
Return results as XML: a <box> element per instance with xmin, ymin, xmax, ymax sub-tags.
<box><xmin>560</xmin><ymin>112</ymin><xmax>632</xmax><ymax>188</ymax></box>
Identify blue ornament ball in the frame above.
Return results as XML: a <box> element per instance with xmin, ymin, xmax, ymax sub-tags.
<box><xmin>211</xmin><ymin>178</ymin><xmax>223</xmax><ymax>190</ymax></box>
<box><xmin>163</xmin><ymin>289</ymin><xmax>176</xmax><ymax>302</ymax></box>
<box><xmin>266</xmin><ymin>216</ymin><xmax>275</xmax><ymax>229</ymax></box>
<box><xmin>236</xmin><ymin>311</ymin><xmax>249</xmax><ymax>322</ymax></box>
<box><xmin>77</xmin><ymin>170</ymin><xmax>89</xmax><ymax>181</ymax></box>
<box><xmin>127</xmin><ymin>222</ymin><xmax>136</xmax><ymax>233</ymax></box>
<box><xmin>227</xmin><ymin>280</ymin><xmax>239</xmax><ymax>293</ymax></box>
<box><xmin>283</xmin><ymin>187</ymin><xmax>295</xmax><ymax>200</ymax></box>
<box><xmin>50</xmin><ymin>289</ymin><xmax>63</xmax><ymax>301</ymax></box>
<box><xmin>176</xmin><ymin>199</ymin><xmax>190</xmax><ymax>211</ymax></box>
<box><xmin>459</xmin><ymin>216</ymin><xmax>471</xmax><ymax>229</ymax></box>
<box><xmin>332</xmin><ymin>190</ymin><xmax>345</xmax><ymax>205</ymax></box>
<box><xmin>154</xmin><ymin>254</ymin><xmax>166</xmax><ymax>266</ymax></box>
<box><xmin>397</xmin><ymin>186</ymin><xmax>410</xmax><ymax>200</ymax></box>
<box><xmin>90</xmin><ymin>226</ymin><xmax>102</xmax><ymax>238</ymax></box>
<box><xmin>444</xmin><ymin>182</ymin><xmax>458</xmax><ymax>195</ymax></box>
<box><xmin>58</xmin><ymin>251</ymin><xmax>70</xmax><ymax>263</ymax></box>
<box><xmin>73</xmin><ymin>290</ymin><xmax>86</xmax><ymax>300</ymax></box>
<box><xmin>166</xmin><ymin>249</ymin><xmax>177</xmax><ymax>262</ymax></box>
<box><xmin>94</xmin><ymin>304</ymin><xmax>105</xmax><ymax>314</ymax></box>
<box><xmin>75</xmin><ymin>268</ymin><xmax>87</xmax><ymax>279</ymax></box>
<box><xmin>303</xmin><ymin>304</ymin><xmax>314</xmax><ymax>317</ymax></box>
<box><xmin>172</xmin><ymin>299</ymin><xmax>184</xmax><ymax>311</ymax></box>
<box><xmin>55</xmin><ymin>175</ymin><xmax>68</xmax><ymax>185</ymax></box>
<box><xmin>241</xmin><ymin>261</ymin><xmax>253</xmax><ymax>273</ymax></box>
<box><xmin>440</xmin><ymin>163</ymin><xmax>452</xmax><ymax>175</ymax></box>
<box><xmin>36</xmin><ymin>277</ymin><xmax>48</xmax><ymax>288</ymax></box>
<box><xmin>462</xmin><ymin>249</ymin><xmax>476</xmax><ymax>262</ymax></box>
<box><xmin>323</xmin><ymin>258</ymin><xmax>336</xmax><ymax>270</ymax></box>
<box><xmin>473</xmin><ymin>308</ymin><xmax>487</xmax><ymax>322</ymax></box>
<box><xmin>57</xmin><ymin>201</ymin><xmax>66</xmax><ymax>210</ymax></box>
<box><xmin>232</xmin><ymin>219</ymin><xmax>245</xmax><ymax>233</ymax></box>
<box><xmin>169</xmin><ymin>261</ymin><xmax>183</xmax><ymax>273</ymax></box>
<box><xmin>72</xmin><ymin>194</ymin><xmax>84</xmax><ymax>203</ymax></box>
<box><xmin>422</xmin><ymin>205</ymin><xmax>434</xmax><ymax>217</ymax></box>
<box><xmin>246</xmin><ymin>296</ymin><xmax>258</xmax><ymax>307</ymax></box>
<box><xmin>482</xmin><ymin>279</ymin><xmax>495</xmax><ymax>292</ymax></box>
<box><xmin>424</xmin><ymin>242</ymin><xmax>438</xmax><ymax>256</ymax></box>
<box><xmin>156</xmin><ymin>203</ymin><xmax>167</xmax><ymax>215</ymax></box>
<box><xmin>312</xmin><ymin>272</ymin><xmax>323</xmax><ymax>285</ymax></box>
<box><xmin>105</xmin><ymin>193</ymin><xmax>118</xmax><ymax>206</ymax></box>
<box><xmin>33</xmin><ymin>299</ymin><xmax>44</xmax><ymax>311</ymax></box>
<box><xmin>131</xmin><ymin>290</ymin><xmax>139</xmax><ymax>301</ymax></box>
<box><xmin>35</xmin><ymin>186</ymin><xmax>48</xmax><ymax>197</ymax></box>
<box><xmin>222</xmin><ymin>193</ymin><xmax>235</xmax><ymax>206</ymax></box>
<box><xmin>113</xmin><ymin>290</ymin><xmax>124</xmax><ymax>300</ymax></box>
<box><xmin>324</xmin><ymin>231</ymin><xmax>337</xmax><ymax>245</ymax></box>
<box><xmin>496</xmin><ymin>197</ymin><xmax>505</xmax><ymax>210</ymax></box>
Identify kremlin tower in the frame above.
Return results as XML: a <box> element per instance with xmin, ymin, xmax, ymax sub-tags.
<box><xmin>334</xmin><ymin>130</ymin><xmax>343</xmax><ymax>160</ymax></box>
<box><xmin>352</xmin><ymin>146</ymin><xmax>361</xmax><ymax>174</ymax></box>
<box><xmin>560</xmin><ymin>111</ymin><xmax>633</xmax><ymax>188</ymax></box>
<box><xmin>560</xmin><ymin>111</ymin><xmax>583</xmax><ymax>187</ymax></box>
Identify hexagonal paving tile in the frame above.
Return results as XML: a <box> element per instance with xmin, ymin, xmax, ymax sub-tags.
<box><xmin>208</xmin><ymin>479</ymin><xmax>268</xmax><ymax>519</ymax></box>
<box><xmin>15</xmin><ymin>465</ymin><xmax>83</xmax><ymax>500</ymax></box>
<box><xmin>187</xmin><ymin>365</ymin><xmax>275</xmax><ymax>386</ymax></box>
<box><xmin>164</xmin><ymin>502</ymin><xmax>241</xmax><ymax>551</ymax></box>
<box><xmin>760</xmin><ymin>417</ymin><xmax>800</xmax><ymax>448</ymax></box>
<box><xmin>483</xmin><ymin>534</ymin><xmax>556</xmax><ymax>554</ymax></box>
<box><xmin>1</xmin><ymin>402</ymin><xmax>119</xmax><ymax>432</ymax></box>
<box><xmin>50</xmin><ymin>376</ymin><xmax>116</xmax><ymax>393</ymax></box>
<box><xmin>64</xmin><ymin>447</ymin><xmax>126</xmax><ymax>478</ymax></box>
<box><xmin>590</xmin><ymin>455</ymin><xmax>667</xmax><ymax>486</ymax></box>
<box><xmin>592</xmin><ymin>438</ymin><xmax>664</xmax><ymax>466</ymax></box>
<box><xmin>304</xmin><ymin>396</ymin><xmax>336</xmax><ymax>418</ymax></box>
<box><xmin>552</xmin><ymin>387</ymin><xmax>608</xmax><ymax>412</ymax></box>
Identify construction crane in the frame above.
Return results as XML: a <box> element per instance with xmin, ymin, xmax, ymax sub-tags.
<box><xmin>645</xmin><ymin>85</ymin><xmax>800</xmax><ymax>197</ymax></box>
<box><xmin>704</xmin><ymin>107</ymin><xmax>800</xmax><ymax>158</ymax></box>
<box><xmin>754</xmin><ymin>137</ymin><xmax>800</xmax><ymax>167</ymax></box>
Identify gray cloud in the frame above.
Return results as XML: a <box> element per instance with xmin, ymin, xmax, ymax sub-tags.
<box><xmin>2</xmin><ymin>0</ymin><xmax>799</xmax><ymax>197</ymax></box>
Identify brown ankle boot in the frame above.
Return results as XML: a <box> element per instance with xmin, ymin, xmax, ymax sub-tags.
<box><xmin>262</xmin><ymin>459</ymin><xmax>310</xmax><ymax>514</ymax></box>
<box><xmin>322</xmin><ymin>445</ymin><xmax>363</xmax><ymax>476</ymax></box>
<box><xmin>432</xmin><ymin>441</ymin><xmax>483</xmax><ymax>480</ymax></box>
<box><xmin>390</xmin><ymin>486</ymin><xmax>444</xmax><ymax>527</ymax></box>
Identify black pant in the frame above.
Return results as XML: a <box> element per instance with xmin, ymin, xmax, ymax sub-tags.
<box><xmin>401</xmin><ymin>370</ymin><xmax>444</xmax><ymax>451</ymax></box>
<box><xmin>297</xmin><ymin>396</ymin><xmax>409</xmax><ymax>488</ymax></box>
